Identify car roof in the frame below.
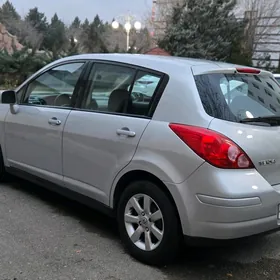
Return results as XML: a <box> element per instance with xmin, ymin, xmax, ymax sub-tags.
<box><xmin>20</xmin><ymin>54</ymin><xmax>268</xmax><ymax>92</ymax></box>
<box><xmin>61</xmin><ymin>53</ymin><xmax>214</xmax><ymax>66</ymax></box>
<box><xmin>274</xmin><ymin>74</ymin><xmax>280</xmax><ymax>78</ymax></box>
<box><xmin>51</xmin><ymin>53</ymin><xmax>256</xmax><ymax>76</ymax></box>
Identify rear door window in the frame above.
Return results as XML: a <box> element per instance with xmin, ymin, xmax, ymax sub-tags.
<box><xmin>82</xmin><ymin>63</ymin><xmax>136</xmax><ymax>112</ymax></box>
<box><xmin>195</xmin><ymin>73</ymin><xmax>280</xmax><ymax>122</ymax></box>
<box><xmin>81</xmin><ymin>64</ymin><xmax>162</xmax><ymax>118</ymax></box>
<box><xmin>129</xmin><ymin>72</ymin><xmax>161</xmax><ymax>116</ymax></box>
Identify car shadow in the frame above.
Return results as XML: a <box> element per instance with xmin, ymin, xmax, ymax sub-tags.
<box><xmin>6</xmin><ymin>177</ymin><xmax>280</xmax><ymax>279</ymax></box>
<box><xmin>161</xmin><ymin>241</ymin><xmax>280</xmax><ymax>280</ymax></box>
<box><xmin>8</xmin><ymin>177</ymin><xmax>119</xmax><ymax>240</ymax></box>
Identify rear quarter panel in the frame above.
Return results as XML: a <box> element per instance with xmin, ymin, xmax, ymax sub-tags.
<box><xmin>128</xmin><ymin>120</ymin><xmax>205</xmax><ymax>184</ymax></box>
<box><xmin>152</xmin><ymin>65</ymin><xmax>212</xmax><ymax>127</ymax></box>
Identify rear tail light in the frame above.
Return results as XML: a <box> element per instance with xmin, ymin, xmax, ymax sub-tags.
<box><xmin>169</xmin><ymin>124</ymin><xmax>254</xmax><ymax>169</ymax></box>
<box><xmin>236</xmin><ymin>68</ymin><xmax>261</xmax><ymax>74</ymax></box>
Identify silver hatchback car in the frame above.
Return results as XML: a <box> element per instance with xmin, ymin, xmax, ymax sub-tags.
<box><xmin>1</xmin><ymin>54</ymin><xmax>280</xmax><ymax>265</ymax></box>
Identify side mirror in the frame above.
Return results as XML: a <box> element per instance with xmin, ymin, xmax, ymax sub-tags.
<box><xmin>1</xmin><ymin>90</ymin><xmax>16</xmax><ymax>104</ymax></box>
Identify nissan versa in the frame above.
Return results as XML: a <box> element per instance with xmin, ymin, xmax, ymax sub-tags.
<box><xmin>1</xmin><ymin>54</ymin><xmax>280</xmax><ymax>265</ymax></box>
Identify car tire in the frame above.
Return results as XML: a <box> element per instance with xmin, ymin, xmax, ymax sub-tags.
<box><xmin>117</xmin><ymin>180</ymin><xmax>182</xmax><ymax>266</ymax></box>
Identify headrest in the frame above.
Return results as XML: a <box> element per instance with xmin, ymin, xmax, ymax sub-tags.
<box><xmin>108</xmin><ymin>89</ymin><xmax>129</xmax><ymax>112</ymax></box>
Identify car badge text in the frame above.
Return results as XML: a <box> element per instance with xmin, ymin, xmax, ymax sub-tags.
<box><xmin>258</xmin><ymin>159</ymin><xmax>276</xmax><ymax>166</ymax></box>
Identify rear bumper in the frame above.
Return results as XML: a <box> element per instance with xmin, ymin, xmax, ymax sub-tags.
<box><xmin>186</xmin><ymin>214</ymin><xmax>278</xmax><ymax>240</ymax></box>
<box><xmin>183</xmin><ymin>224</ymin><xmax>280</xmax><ymax>247</ymax></box>
<box><xmin>167</xmin><ymin>162</ymin><xmax>280</xmax><ymax>240</ymax></box>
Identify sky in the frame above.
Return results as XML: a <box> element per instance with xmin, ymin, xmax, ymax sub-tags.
<box><xmin>8</xmin><ymin>0</ymin><xmax>152</xmax><ymax>25</ymax></box>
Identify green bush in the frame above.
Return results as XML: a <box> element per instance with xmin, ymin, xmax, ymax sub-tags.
<box><xmin>0</xmin><ymin>47</ymin><xmax>51</xmax><ymax>88</ymax></box>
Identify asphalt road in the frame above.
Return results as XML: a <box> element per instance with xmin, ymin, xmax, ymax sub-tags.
<box><xmin>1</xmin><ymin>179</ymin><xmax>280</xmax><ymax>280</ymax></box>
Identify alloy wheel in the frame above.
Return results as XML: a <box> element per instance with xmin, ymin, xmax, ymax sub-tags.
<box><xmin>124</xmin><ymin>193</ymin><xmax>164</xmax><ymax>251</ymax></box>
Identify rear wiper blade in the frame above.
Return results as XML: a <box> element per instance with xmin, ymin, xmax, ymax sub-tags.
<box><xmin>240</xmin><ymin>116</ymin><xmax>280</xmax><ymax>126</ymax></box>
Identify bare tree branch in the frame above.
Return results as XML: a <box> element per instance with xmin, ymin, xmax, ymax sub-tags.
<box><xmin>3</xmin><ymin>18</ymin><xmax>44</xmax><ymax>54</ymax></box>
<box><xmin>147</xmin><ymin>0</ymin><xmax>185</xmax><ymax>40</ymax></box>
<box><xmin>238</xmin><ymin>0</ymin><xmax>280</xmax><ymax>54</ymax></box>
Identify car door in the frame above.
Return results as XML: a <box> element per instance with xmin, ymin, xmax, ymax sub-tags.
<box><xmin>62</xmin><ymin>62</ymin><xmax>163</xmax><ymax>204</ymax></box>
<box><xmin>4</xmin><ymin>61</ymin><xmax>87</xmax><ymax>185</ymax></box>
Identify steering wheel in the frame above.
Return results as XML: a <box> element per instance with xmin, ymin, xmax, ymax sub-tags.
<box><xmin>38</xmin><ymin>98</ymin><xmax>47</xmax><ymax>105</ymax></box>
<box><xmin>54</xmin><ymin>94</ymin><xmax>71</xmax><ymax>107</ymax></box>
<box><xmin>28</xmin><ymin>96</ymin><xmax>47</xmax><ymax>105</ymax></box>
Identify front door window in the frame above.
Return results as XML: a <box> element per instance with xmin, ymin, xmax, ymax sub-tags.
<box><xmin>22</xmin><ymin>62</ymin><xmax>85</xmax><ymax>107</ymax></box>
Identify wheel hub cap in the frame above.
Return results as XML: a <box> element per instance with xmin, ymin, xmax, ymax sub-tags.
<box><xmin>124</xmin><ymin>194</ymin><xmax>164</xmax><ymax>252</ymax></box>
<box><xmin>140</xmin><ymin>217</ymin><xmax>148</xmax><ymax>226</ymax></box>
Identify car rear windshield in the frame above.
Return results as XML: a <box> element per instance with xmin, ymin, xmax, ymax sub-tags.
<box><xmin>194</xmin><ymin>73</ymin><xmax>280</xmax><ymax>122</ymax></box>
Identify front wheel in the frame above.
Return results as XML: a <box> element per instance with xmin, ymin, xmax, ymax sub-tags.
<box><xmin>117</xmin><ymin>180</ymin><xmax>182</xmax><ymax>266</ymax></box>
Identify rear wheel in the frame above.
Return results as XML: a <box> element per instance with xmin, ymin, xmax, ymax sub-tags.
<box><xmin>117</xmin><ymin>180</ymin><xmax>182</xmax><ymax>266</ymax></box>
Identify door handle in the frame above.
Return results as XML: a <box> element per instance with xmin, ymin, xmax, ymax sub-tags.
<box><xmin>116</xmin><ymin>127</ymin><xmax>136</xmax><ymax>137</ymax></box>
<box><xmin>48</xmin><ymin>117</ymin><xmax>62</xmax><ymax>126</ymax></box>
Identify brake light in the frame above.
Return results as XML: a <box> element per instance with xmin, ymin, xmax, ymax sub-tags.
<box><xmin>169</xmin><ymin>124</ymin><xmax>254</xmax><ymax>169</ymax></box>
<box><xmin>236</xmin><ymin>68</ymin><xmax>261</xmax><ymax>74</ymax></box>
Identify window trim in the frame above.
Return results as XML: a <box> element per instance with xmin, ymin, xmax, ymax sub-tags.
<box><xmin>16</xmin><ymin>85</ymin><xmax>27</xmax><ymax>103</ymax></box>
<box><xmin>74</xmin><ymin>59</ymin><xmax>169</xmax><ymax>119</ymax></box>
<box><xmin>147</xmin><ymin>73</ymin><xmax>169</xmax><ymax>118</ymax></box>
<box><xmin>17</xmin><ymin>60</ymin><xmax>90</xmax><ymax>110</ymax></box>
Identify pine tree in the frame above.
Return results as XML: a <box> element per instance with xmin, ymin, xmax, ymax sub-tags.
<box><xmin>93</xmin><ymin>15</ymin><xmax>101</xmax><ymax>26</ymax></box>
<box><xmin>158</xmin><ymin>0</ymin><xmax>244</xmax><ymax>61</ymax></box>
<box><xmin>25</xmin><ymin>7</ymin><xmax>48</xmax><ymax>34</ymax></box>
<box><xmin>25</xmin><ymin>7</ymin><xmax>48</xmax><ymax>49</ymax></box>
<box><xmin>0</xmin><ymin>47</ymin><xmax>49</xmax><ymax>84</ymax></box>
<box><xmin>44</xmin><ymin>13</ymin><xmax>67</xmax><ymax>59</ymax></box>
<box><xmin>0</xmin><ymin>0</ymin><xmax>20</xmax><ymax>23</ymax></box>
<box><xmin>81</xmin><ymin>15</ymin><xmax>106</xmax><ymax>53</ymax></box>
<box><xmin>71</xmin><ymin>16</ymin><xmax>81</xmax><ymax>29</ymax></box>
<box><xmin>82</xmin><ymin>18</ymin><xmax>90</xmax><ymax>30</ymax></box>
<box><xmin>0</xmin><ymin>0</ymin><xmax>21</xmax><ymax>35</ymax></box>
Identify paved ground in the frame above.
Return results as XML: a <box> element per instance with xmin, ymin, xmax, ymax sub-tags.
<box><xmin>1</xmin><ymin>179</ymin><xmax>280</xmax><ymax>280</ymax></box>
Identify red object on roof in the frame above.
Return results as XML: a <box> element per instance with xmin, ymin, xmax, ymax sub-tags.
<box><xmin>144</xmin><ymin>47</ymin><xmax>171</xmax><ymax>56</ymax></box>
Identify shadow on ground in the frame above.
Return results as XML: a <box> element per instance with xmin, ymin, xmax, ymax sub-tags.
<box><xmin>7</xmin><ymin>177</ymin><xmax>280</xmax><ymax>280</ymax></box>
<box><xmin>8</xmin><ymin>177</ymin><xmax>118</xmax><ymax>240</ymax></box>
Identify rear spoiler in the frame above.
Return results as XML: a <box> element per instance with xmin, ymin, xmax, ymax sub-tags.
<box><xmin>192</xmin><ymin>65</ymin><xmax>272</xmax><ymax>77</ymax></box>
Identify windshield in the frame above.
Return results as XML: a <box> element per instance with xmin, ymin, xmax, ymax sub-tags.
<box><xmin>195</xmin><ymin>73</ymin><xmax>280</xmax><ymax>123</ymax></box>
<box><xmin>275</xmin><ymin>77</ymin><xmax>280</xmax><ymax>83</ymax></box>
